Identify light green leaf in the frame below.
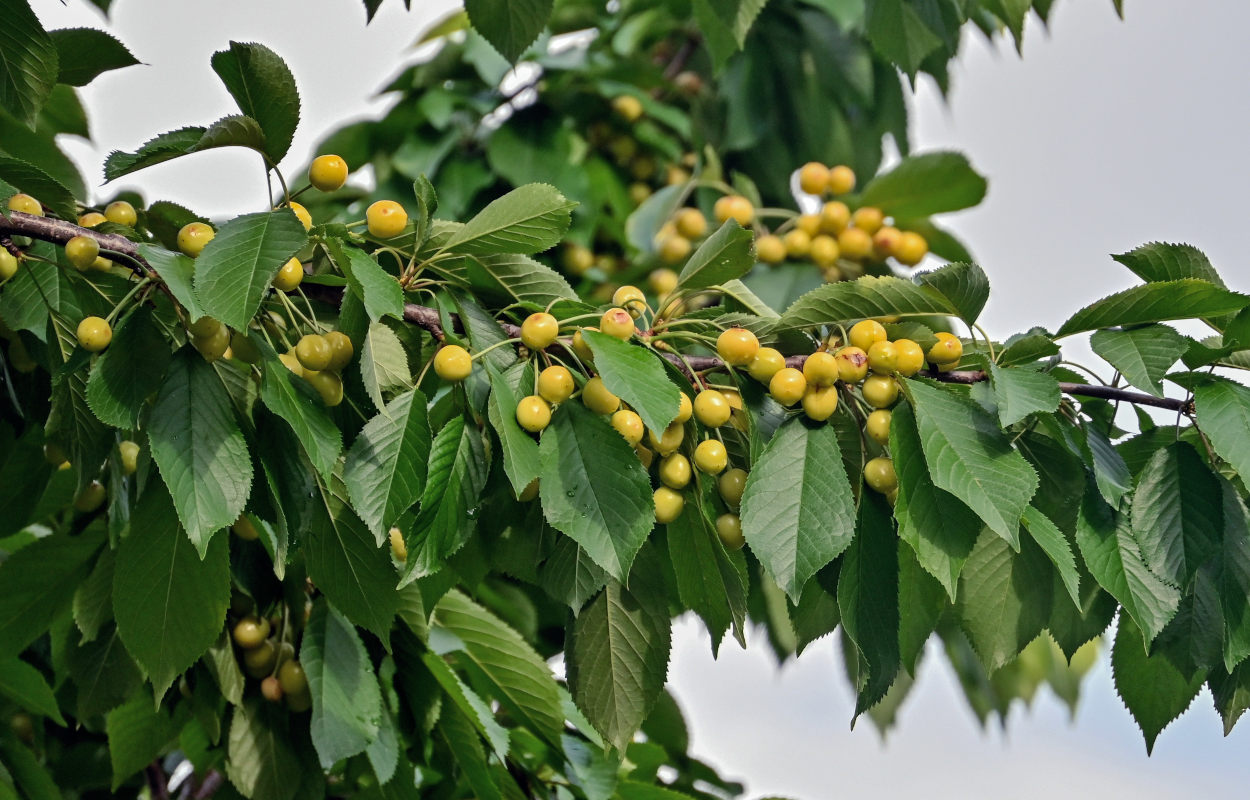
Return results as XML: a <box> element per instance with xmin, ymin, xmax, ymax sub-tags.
<box><xmin>211</xmin><ymin>41</ymin><xmax>301</xmax><ymax>163</ymax></box>
<box><xmin>326</xmin><ymin>240</ymin><xmax>404</xmax><ymax>322</ymax></box>
<box><xmin>137</xmin><ymin>244</ymin><xmax>205</xmax><ymax>320</ymax></box>
<box><xmin>345</xmin><ymin>389</ymin><xmax>431</xmax><ymax>543</ymax></box>
<box><xmin>1112</xmin><ymin>614</ymin><xmax>1204</xmax><ymax>754</ymax></box>
<box><xmin>421</xmin><ymin>651</ymin><xmax>509</xmax><ymax>758</ymax></box>
<box><xmin>0</xmin><ymin>657</ymin><xmax>62</xmax><ymax>725</ymax></box>
<box><xmin>463</xmin><ymin>252</ymin><xmax>578</xmax><ymax>306</ymax></box>
<box><xmin>740</xmin><ymin>417</ymin><xmax>857</xmax><ymax>602</ymax></box>
<box><xmin>626</xmin><ymin>184</ymin><xmax>685</xmax><ymax>253</ymax></box>
<box><xmin>226</xmin><ymin>700</ymin><xmax>302</xmax><ymax>800</ymax></box>
<box><xmin>193</xmin><ymin>209</ymin><xmax>308</xmax><ymax>330</ymax></box>
<box><xmin>861</xmin><ymin>152</ymin><xmax>988</xmax><ymax>219</ymax></box>
<box><xmin>1021</xmin><ymin>506</ymin><xmax>1081</xmax><ymax>609</ymax></box>
<box><xmin>956</xmin><ymin>529</ymin><xmax>1053</xmax><ymax>673</ymax></box>
<box><xmin>113</xmin><ymin>480</ymin><xmax>229</xmax><ymax>701</ymax></box>
<box><xmin>359</xmin><ymin>321</ymin><xmax>412</xmax><ymax>412</ymax></box>
<box><xmin>838</xmin><ymin>493</ymin><xmax>901</xmax><ymax>716</ymax></box>
<box><xmin>567</xmin><ymin>546</ymin><xmax>671</xmax><ymax>751</ymax></box>
<box><xmin>539</xmin><ymin>402</ymin><xmax>654</xmax><ymax>581</ymax></box>
<box><xmin>149</xmin><ymin>350</ymin><xmax>252</xmax><ymax>553</ymax></box>
<box><xmin>50</xmin><ymin>28</ymin><xmax>138</xmax><ymax>86</ymax></box>
<box><xmin>464</xmin><ymin>0</ymin><xmax>553</xmax><ymax>61</ymax></box>
<box><xmin>906</xmin><ymin>379</ymin><xmax>1038</xmax><ymax>549</ymax></box>
<box><xmin>106</xmin><ymin>689</ymin><xmax>180</xmax><ymax>790</ymax></box>
<box><xmin>86</xmin><ymin>308</ymin><xmax>172</xmax><ymax>429</ymax></box>
<box><xmin>583</xmin><ymin>330</ymin><xmax>681</xmax><ymax>436</ymax></box>
<box><xmin>444</xmin><ymin>183</ymin><xmax>575</xmax><ymax>256</ymax></box>
<box><xmin>1193</xmin><ymin>377</ymin><xmax>1250</xmax><ymax>485</ymax></box>
<box><xmin>1089</xmin><ymin>324</ymin><xmax>1187</xmax><ymax>397</ymax></box>
<box><xmin>0</xmin><ymin>527</ymin><xmax>103</xmax><ymax>654</ymax></box>
<box><xmin>1056</xmin><ymin>279</ymin><xmax>1248</xmax><ymax>337</ymax></box>
<box><xmin>0</xmin><ymin>0</ymin><xmax>58</xmax><ymax>126</ymax></box>
<box><xmin>1129</xmin><ymin>442</ymin><xmax>1221</xmax><ymax>587</ymax></box>
<box><xmin>485</xmin><ymin>363</ymin><xmax>541</xmax><ymax>496</ymax></box>
<box><xmin>988</xmin><ymin>363</ymin><xmax>1060</xmax><ymax>427</ymax></box>
<box><xmin>302</xmin><ymin>600</ymin><xmax>382</xmax><ymax>768</ymax></box>
<box><xmin>674</xmin><ymin>221</ymin><xmax>756</xmax><ymax>291</ymax></box>
<box><xmin>777</xmin><ymin>275</ymin><xmax>956</xmax><ymax>331</ymax></box>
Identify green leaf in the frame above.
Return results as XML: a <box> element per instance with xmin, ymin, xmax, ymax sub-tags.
<box><xmin>1113</xmin><ymin>242</ymin><xmax>1225</xmax><ymax>287</ymax></box>
<box><xmin>1130</xmin><ymin>442</ymin><xmax>1221</xmax><ymax>587</ymax></box>
<box><xmin>1085</xmin><ymin>423</ymin><xmax>1132</xmax><ymax>507</ymax></box>
<box><xmin>0</xmin><ymin>156</ymin><xmax>76</xmax><ymax>221</ymax></box>
<box><xmin>740</xmin><ymin>417</ymin><xmax>857</xmax><ymax>602</ymax></box>
<box><xmin>0</xmin><ymin>738</ymin><xmax>58</xmax><ymax>800</ymax></box>
<box><xmin>1056</xmin><ymin>279</ymin><xmax>1248</xmax><ymax>337</ymax></box>
<box><xmin>988</xmin><ymin>363</ymin><xmax>1060</xmax><ymax>427</ymax></box>
<box><xmin>259</xmin><ymin>355</ymin><xmax>342</xmax><ymax>480</ymax></box>
<box><xmin>0</xmin><ymin>427</ymin><xmax>51</xmax><ymax>539</ymax></box>
<box><xmin>49</xmin><ymin>28</ymin><xmax>138</xmax><ymax>86</ymax></box>
<box><xmin>72</xmin><ymin>545</ymin><xmax>114</xmax><ymax>641</ymax></box>
<box><xmin>674</xmin><ymin>221</ymin><xmax>756</xmax><ymax>291</ymax></box>
<box><xmin>114</xmin><ymin>480</ymin><xmax>230</xmax><ymax>701</ymax></box>
<box><xmin>0</xmin><ymin>527</ymin><xmax>103</xmax><ymax>654</ymax></box>
<box><xmin>777</xmin><ymin>275</ymin><xmax>956</xmax><ymax>331</ymax></box>
<box><xmin>1216</xmin><ymin>482</ymin><xmax>1250</xmax><ymax>671</ymax></box>
<box><xmin>345</xmin><ymin>389</ymin><xmax>431</xmax><ymax>543</ymax></box>
<box><xmin>0</xmin><ymin>657</ymin><xmax>62</xmax><ymax>725</ymax></box>
<box><xmin>539</xmin><ymin>402</ymin><xmax>654</xmax><ymax>582</ymax></box>
<box><xmin>1075</xmin><ymin>482</ymin><xmax>1179</xmax><ymax>645</ymax></box>
<box><xmin>838</xmin><ymin>493</ymin><xmax>901</xmax><ymax>716</ymax></box>
<box><xmin>1089</xmin><ymin>324</ymin><xmax>1187</xmax><ymax>397</ymax></box>
<box><xmin>956</xmin><ymin>529</ymin><xmax>1053</xmax><ymax>672</ymax></box>
<box><xmin>1021</xmin><ymin>506</ymin><xmax>1081</xmax><ymax>609</ymax></box>
<box><xmin>420</xmin><ymin>650</ymin><xmax>509</xmax><ymax>757</ymax></box>
<box><xmin>211</xmin><ymin>41</ymin><xmax>301</xmax><ymax>163</ymax></box>
<box><xmin>914</xmin><ymin>261</ymin><xmax>989</xmax><ymax>324</ymax></box>
<box><xmin>106</xmin><ymin>689</ymin><xmax>180</xmax><ymax>790</ymax></box>
<box><xmin>665</xmin><ymin>500</ymin><xmax>748</xmax><ymax>652</ymax></box>
<box><xmin>444</xmin><ymin>183</ymin><xmax>575</xmax><ymax>256</ymax></box>
<box><xmin>86</xmin><ymin>308</ymin><xmax>172</xmax><ymax>429</ymax></box>
<box><xmin>359</xmin><ymin>321</ymin><xmax>412</xmax><ymax>412</ymax></box>
<box><xmin>567</xmin><ymin>546</ymin><xmax>671</xmax><ymax>751</ymax></box>
<box><xmin>890</xmin><ymin>403</ymin><xmax>979</xmax><ymax>599</ymax></box>
<box><xmin>69</xmin><ymin>623</ymin><xmax>143</xmax><ymax>720</ymax></box>
<box><xmin>226</xmin><ymin>700</ymin><xmax>302</xmax><ymax>800</ymax></box>
<box><xmin>436</xmin><ymin>701</ymin><xmax>503</xmax><ymax>800</ymax></box>
<box><xmin>149</xmin><ymin>350</ymin><xmax>252</xmax><ymax>553</ymax></box>
<box><xmin>464</xmin><ymin>0</ymin><xmax>553</xmax><ymax>61</ymax></box>
<box><xmin>432</xmin><ymin>590</ymin><xmax>566</xmax><ymax>747</ymax></box>
<box><xmin>626</xmin><ymin>184</ymin><xmax>685</xmax><ymax>253</ymax></box>
<box><xmin>193</xmin><ymin>209</ymin><xmax>308</xmax><ymax>330</ymax></box>
<box><xmin>137</xmin><ymin>244</ymin><xmax>204</xmax><ymax>320</ymax></box>
<box><xmin>326</xmin><ymin>240</ymin><xmax>404</xmax><ymax>322</ymax></box>
<box><xmin>583</xmin><ymin>331</ymin><xmax>681</xmax><ymax>436</ymax></box>
<box><xmin>861</xmin><ymin>152</ymin><xmax>988</xmax><ymax>218</ymax></box>
<box><xmin>1193</xmin><ymin>377</ymin><xmax>1250</xmax><ymax>485</ymax></box>
<box><xmin>103</xmin><ymin>116</ymin><xmax>268</xmax><ymax>181</ymax></box>
<box><xmin>897</xmin><ymin>544</ymin><xmax>947</xmax><ymax>674</ymax></box>
<box><xmin>538</xmin><ymin>533</ymin><xmax>609</xmax><ymax>612</ymax></box>
<box><xmin>906</xmin><ymin>379</ymin><xmax>1038</xmax><ymax>548</ymax></box>
<box><xmin>864</xmin><ymin>0</ymin><xmax>944</xmax><ymax>74</ymax></box>
<box><xmin>0</xmin><ymin>0</ymin><xmax>58</xmax><ymax>126</ymax></box>
<box><xmin>997</xmin><ymin>328</ymin><xmax>1060</xmax><ymax>367</ymax></box>
<box><xmin>302</xmin><ymin>600</ymin><xmax>382</xmax><ymax>768</ymax></box>
<box><xmin>306</xmin><ymin>476</ymin><xmax>399</xmax><ymax>642</ymax></box>
<box><xmin>463</xmin><ymin>253</ymin><xmax>578</xmax><ymax>306</ymax></box>
<box><xmin>1112</xmin><ymin>614</ymin><xmax>1204</xmax><ymax>754</ymax></box>
<box><xmin>485</xmin><ymin>364</ymin><xmax>541</xmax><ymax>496</ymax></box>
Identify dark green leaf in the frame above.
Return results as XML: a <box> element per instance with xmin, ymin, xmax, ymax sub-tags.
<box><xmin>0</xmin><ymin>528</ymin><xmax>103</xmax><ymax>654</ymax></box>
<box><xmin>777</xmin><ymin>276</ymin><xmax>956</xmax><ymax>331</ymax></box>
<box><xmin>0</xmin><ymin>657</ymin><xmax>62</xmax><ymax>725</ymax></box>
<box><xmin>103</xmin><ymin>116</ymin><xmax>268</xmax><ymax>181</ymax></box>
<box><xmin>464</xmin><ymin>0</ymin><xmax>553</xmax><ymax>61</ymax></box>
<box><xmin>106</xmin><ymin>689</ymin><xmax>180</xmax><ymax>790</ymax></box>
<box><xmin>485</xmin><ymin>364</ymin><xmax>541</xmax><ymax>496</ymax></box>
<box><xmin>675</xmin><ymin>221</ymin><xmax>756</xmax><ymax>291</ymax></box>
<box><xmin>226</xmin><ymin>700</ymin><xmax>302</xmax><ymax>800</ymax></box>
<box><xmin>211</xmin><ymin>41</ymin><xmax>301</xmax><ymax>163</ymax></box>
<box><xmin>326</xmin><ymin>240</ymin><xmax>404</xmax><ymax>322</ymax></box>
<box><xmin>838</xmin><ymin>493</ymin><xmax>900</xmax><ymax>716</ymax></box>
<box><xmin>344</xmin><ymin>389</ymin><xmax>431</xmax><ymax>542</ymax></box>
<box><xmin>666</xmin><ymin>498</ymin><xmax>748</xmax><ymax>652</ymax></box>
<box><xmin>86</xmin><ymin>308</ymin><xmax>171</xmax><ymax>428</ymax></box>
<box><xmin>956</xmin><ymin>528</ymin><xmax>1053</xmax><ymax>672</ymax></box>
<box><xmin>583</xmin><ymin>330</ymin><xmax>681</xmax><ymax>436</ymax></box>
<box><xmin>49</xmin><ymin>28</ymin><xmax>138</xmax><ymax>86</ymax></box>
<box><xmin>861</xmin><ymin>151</ymin><xmax>988</xmax><ymax>218</ymax></box>
<box><xmin>0</xmin><ymin>0</ymin><xmax>58</xmax><ymax>126</ymax></box>
<box><xmin>914</xmin><ymin>261</ymin><xmax>989</xmax><ymax>324</ymax></box>
<box><xmin>1056</xmin><ymin>279</ymin><xmax>1248</xmax><ymax>337</ymax></box>
<box><xmin>463</xmin><ymin>253</ymin><xmax>578</xmax><ymax>307</ymax></box>
<box><xmin>1021</xmin><ymin>506</ymin><xmax>1081</xmax><ymax>609</ymax></box>
<box><xmin>444</xmin><ymin>183</ymin><xmax>575</xmax><ymax>255</ymax></box>
<box><xmin>1193</xmin><ymin>377</ymin><xmax>1250</xmax><ymax>486</ymax></box>
<box><xmin>1112</xmin><ymin>242</ymin><xmax>1225</xmax><ymax>287</ymax></box>
<box><xmin>997</xmin><ymin>327</ymin><xmax>1060</xmax><ymax>366</ymax></box>
<box><xmin>259</xmin><ymin>355</ymin><xmax>342</xmax><ymax>480</ymax></box>
<box><xmin>1130</xmin><ymin>442</ymin><xmax>1221</xmax><ymax>588</ymax></box>
<box><xmin>1089</xmin><ymin>324</ymin><xmax>1187</xmax><ymax>397</ymax></box>
<box><xmin>988</xmin><ymin>363</ymin><xmax>1060</xmax><ymax>427</ymax></box>
<box><xmin>0</xmin><ymin>155</ymin><xmax>76</xmax><ymax>221</ymax></box>
<box><xmin>1112</xmin><ymin>614</ymin><xmax>1204</xmax><ymax>754</ymax></box>
<box><xmin>194</xmin><ymin>209</ymin><xmax>308</xmax><ymax>329</ymax></box>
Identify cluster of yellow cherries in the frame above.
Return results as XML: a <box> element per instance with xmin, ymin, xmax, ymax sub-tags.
<box><xmin>228</xmin><ymin>608</ymin><xmax>311</xmax><ymax>712</ymax></box>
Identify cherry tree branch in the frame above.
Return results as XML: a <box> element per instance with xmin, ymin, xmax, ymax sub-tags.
<box><xmin>0</xmin><ymin>211</ymin><xmax>148</xmax><ymax>271</ymax></box>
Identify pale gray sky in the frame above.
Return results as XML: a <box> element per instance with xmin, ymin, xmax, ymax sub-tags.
<box><xmin>31</xmin><ymin>1</ymin><xmax>1250</xmax><ymax>798</ymax></box>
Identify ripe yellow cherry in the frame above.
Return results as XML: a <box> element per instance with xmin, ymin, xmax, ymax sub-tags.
<box><xmin>78</xmin><ymin>211</ymin><xmax>106</xmax><ymax>228</ymax></box>
<box><xmin>748</xmin><ymin>347</ymin><xmax>786</xmax><ymax>383</ymax></box>
<box><xmin>894</xmin><ymin>231</ymin><xmax>929</xmax><ymax>266</ymax></box>
<box><xmin>77</xmin><ymin>316</ymin><xmax>112</xmax><ymax>352</ymax></box>
<box><xmin>658</xmin><ymin>234</ymin><xmax>692</xmax><ymax>264</ymax></box>
<box><xmin>273</xmin><ymin>257</ymin><xmax>304</xmax><ymax>291</ymax></box>
<box><xmin>0</xmin><ymin>249</ymin><xmax>16</xmax><ymax>281</ymax></box>
<box><xmin>694</xmin><ymin>389</ymin><xmax>732</xmax><ymax>427</ymax></box>
<box><xmin>324</xmin><ymin>331</ymin><xmax>353</xmax><ymax>371</ymax></box>
<box><xmin>929</xmin><ymin>331</ymin><xmax>963</xmax><ymax>364</ymax></box>
<box><xmin>718</xmin><ymin>468</ymin><xmax>748</xmax><ymax>508</ymax></box>
<box><xmin>295</xmin><ymin>334</ymin><xmax>332</xmax><ymax>372</ymax></box>
<box><xmin>756</xmin><ymin>234</ymin><xmax>786</xmax><ymax>265</ymax></box>
<box><xmin>366</xmin><ymin>200</ymin><xmax>408</xmax><ymax>238</ymax></box>
<box><xmin>64</xmin><ymin>235</ymin><xmax>100</xmax><ymax>271</ymax></box>
<box><xmin>865</xmin><ymin>409</ymin><xmax>892</xmax><ymax>446</ymax></box>
<box><xmin>862</xmin><ymin>374</ymin><xmax>899</xmax><ymax>408</ymax></box>
<box><xmin>648</xmin><ymin>268</ymin><xmax>678</xmax><ymax>297</ymax></box>
<box><xmin>694</xmin><ymin>439</ymin><xmax>728</xmax><ymax>474</ymax></box>
<box><xmin>612</xmin><ymin>285</ymin><xmax>647</xmax><ymax>318</ymax></box>
<box><xmin>433</xmin><ymin>344</ymin><xmax>473</xmax><ymax>382</ymax></box>
<box><xmin>819</xmin><ymin>201</ymin><xmax>850</xmax><ymax>234</ymax></box>
<box><xmin>232</xmin><ymin>616</ymin><xmax>270</xmax><ymax>650</ymax></box>
<box><xmin>177</xmin><ymin>222</ymin><xmax>215</xmax><ymax>257</ymax></box>
<box><xmin>834</xmin><ymin>346</ymin><xmax>869</xmax><ymax>383</ymax></box>
<box><xmin>654</xmin><ymin>486</ymin><xmax>685</xmax><ymax>524</ymax></box>
<box><xmin>713</xmin><ymin>195</ymin><xmax>754</xmax><ymax>227</ymax></box>
<box><xmin>864</xmin><ymin>456</ymin><xmax>898</xmax><ymax>494</ymax></box>
<box><xmin>521</xmin><ymin>312</ymin><xmax>560</xmax><ymax>350</ymax></box>
<box><xmin>118</xmin><ymin>440</ymin><xmax>140</xmax><ymax>475</ymax></box>
<box><xmin>674</xmin><ymin>392</ymin><xmax>693</xmax><ymax>424</ymax></box>
<box><xmin>837</xmin><ymin>226</ymin><xmax>874</xmax><ymax>260</ymax></box>
<box><xmin>611</xmin><ymin>409</ymin><xmax>645</xmax><ymax>445</ymax></box>
<box><xmin>802</xmin><ymin>384</ymin><xmax>839</xmax><ymax>421</ymax></box>
<box><xmin>795</xmin><ymin>213</ymin><xmax>822</xmax><ymax>237</ymax></box>
<box><xmin>629</xmin><ymin>183</ymin><xmax>652</xmax><ymax>204</ymax></box>
<box><xmin>810</xmin><ymin>235</ymin><xmax>840</xmax><ymax>268</ymax></box>
<box><xmin>582</xmin><ymin>376</ymin><xmax>620</xmax><ymax>415</ymax></box>
<box><xmin>827</xmin><ymin>165</ymin><xmax>856</xmax><ymax>195</ymax></box>
<box><xmin>231</xmin><ymin>515</ymin><xmax>259</xmax><ymax>541</ymax></box>
<box><xmin>659</xmin><ymin>453</ymin><xmax>692</xmax><ymax>489</ymax></box>
<box><xmin>798</xmin><ymin>162</ymin><xmax>829</xmax><ymax>195</ymax></box>
<box><xmin>893</xmin><ymin>338</ymin><xmax>925</xmax><ymax>377</ymax></box>
<box><xmin>538</xmin><ymin>365</ymin><xmax>575</xmax><ymax>403</ymax></box>
<box><xmin>848</xmin><ymin>320</ymin><xmax>887</xmax><ymax>352</ymax></box>
<box><xmin>783</xmin><ymin>229</ymin><xmax>811</xmax><ymax>258</ymax></box>
<box><xmin>309</xmin><ymin>154</ymin><xmax>349</xmax><ymax>192</ymax></box>
<box><xmin>278</xmin><ymin>352</ymin><xmax>304</xmax><ymax>378</ymax></box>
<box><xmin>7</xmin><ymin>194</ymin><xmax>41</xmax><ymax>216</ymax></box>
<box><xmin>563</xmin><ymin>243</ymin><xmax>595</xmax><ymax>275</ymax></box>
<box><xmin>866</xmin><ymin>340</ymin><xmax>898</xmax><ymax>375</ymax></box>
<box><xmin>647</xmin><ymin>421</ymin><xmax>684</xmax><ymax>456</ymax></box>
<box><xmin>286</xmin><ymin>201</ymin><xmax>313</xmax><ymax>231</ymax></box>
<box><xmin>104</xmin><ymin>201</ymin><xmax>137</xmax><ymax>227</ymax></box>
<box><xmin>674</xmin><ymin>207</ymin><xmax>708</xmax><ymax>239</ymax></box>
<box><xmin>769</xmin><ymin>367</ymin><xmax>806</xmax><ymax>406</ymax></box>
<box><xmin>194</xmin><ymin>325</ymin><xmax>230</xmax><ymax>362</ymax></box>
<box><xmin>803</xmin><ymin>351</ymin><xmax>838</xmax><ymax>387</ymax></box>
<box><xmin>306</xmin><ymin>370</ymin><xmax>344</xmax><ymax>406</ymax></box>
<box><xmin>600</xmin><ymin>307</ymin><xmax>635</xmax><ymax>340</ymax></box>
<box><xmin>612</xmin><ymin>94</ymin><xmax>643</xmax><ymax>122</ymax></box>
<box><xmin>932</xmin><ymin>359</ymin><xmax>959</xmax><ymax>373</ymax></box>
<box><xmin>851</xmin><ymin>206</ymin><xmax>885</xmax><ymax>235</ymax></box>
<box><xmin>516</xmin><ymin>395</ymin><xmax>552</xmax><ymax>433</ymax></box>
<box><xmin>873</xmin><ymin>226</ymin><xmax>903</xmax><ymax>259</ymax></box>
<box><xmin>716</xmin><ymin>327</ymin><xmax>759</xmax><ymax>366</ymax></box>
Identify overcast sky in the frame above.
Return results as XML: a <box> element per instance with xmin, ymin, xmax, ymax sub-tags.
<box><xmin>31</xmin><ymin>1</ymin><xmax>1250</xmax><ymax>798</ymax></box>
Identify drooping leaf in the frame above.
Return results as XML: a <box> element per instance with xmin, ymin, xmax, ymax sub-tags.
<box><xmin>484</xmin><ymin>363</ymin><xmax>541</xmax><ymax>496</ymax></box>
<box><xmin>302</xmin><ymin>600</ymin><xmax>382</xmax><ymax>768</ymax></box>
<box><xmin>740</xmin><ymin>417</ymin><xmax>857</xmax><ymax>602</ymax></box>
<box><xmin>0</xmin><ymin>657</ymin><xmax>62</xmax><ymax>725</ymax></box>
<box><xmin>226</xmin><ymin>700</ymin><xmax>302</xmax><ymax>800</ymax></box>
<box><xmin>1089</xmin><ymin>324</ymin><xmax>1187</xmax><ymax>397</ymax></box>
<box><xmin>106</xmin><ymin>689</ymin><xmax>180</xmax><ymax>790</ymax></box>
<box><xmin>86</xmin><ymin>308</ymin><xmax>172</xmax><ymax>429</ymax></box>
<box><xmin>344</xmin><ymin>388</ymin><xmax>431</xmax><ymax>542</ymax></box>
<box><xmin>0</xmin><ymin>155</ymin><xmax>76</xmax><ymax>221</ymax></box>
<box><xmin>464</xmin><ymin>0</ymin><xmax>553</xmax><ymax>62</ymax></box>
<box><xmin>1130</xmin><ymin>442</ymin><xmax>1222</xmax><ymax>588</ymax></box>
<box><xmin>211</xmin><ymin>41</ymin><xmax>301</xmax><ymax>163</ymax></box>
<box><xmin>861</xmin><ymin>151</ymin><xmax>988</xmax><ymax>218</ymax></box>
<box><xmin>988</xmin><ymin>363</ymin><xmax>1060</xmax><ymax>427</ymax></box>
<box><xmin>0</xmin><ymin>527</ymin><xmax>103</xmax><ymax>654</ymax></box>
<box><xmin>838</xmin><ymin>493</ymin><xmax>901</xmax><ymax>716</ymax></box>
<box><xmin>1112</xmin><ymin>614</ymin><xmax>1204</xmax><ymax>754</ymax></box>
<box><xmin>0</xmin><ymin>0</ymin><xmax>58</xmax><ymax>126</ymax></box>
<box><xmin>864</xmin><ymin>0</ymin><xmax>944</xmax><ymax>75</ymax></box>
<box><xmin>103</xmin><ymin>116</ymin><xmax>268</xmax><ymax>181</ymax></box>
<box><xmin>69</xmin><ymin>623</ymin><xmax>143</xmax><ymax>720</ymax></box>
<box><xmin>956</xmin><ymin>529</ymin><xmax>1053</xmax><ymax>673</ymax></box>
<box><xmin>193</xmin><ymin>209</ymin><xmax>308</xmax><ymax>330</ymax></box>
<box><xmin>443</xmin><ymin>183</ymin><xmax>575</xmax><ymax>255</ymax></box>
<box><xmin>1021</xmin><ymin>506</ymin><xmax>1082</xmax><ymax>609</ymax></box>
<box><xmin>583</xmin><ymin>330</ymin><xmax>681</xmax><ymax>436</ymax></box>
<box><xmin>666</xmin><ymin>498</ymin><xmax>748</xmax><ymax>652</ymax></box>
<box><xmin>1193</xmin><ymin>377</ymin><xmax>1250</xmax><ymax>486</ymax></box>
<box><xmin>259</xmin><ymin>355</ymin><xmax>342</xmax><ymax>481</ymax></box>
<box><xmin>674</xmin><ymin>221</ymin><xmax>756</xmax><ymax>291</ymax></box>
<box><xmin>1056</xmin><ymin>279</ymin><xmax>1248</xmax><ymax>337</ymax></box>
<box><xmin>777</xmin><ymin>275</ymin><xmax>956</xmax><ymax>331</ymax></box>
<box><xmin>49</xmin><ymin>28</ymin><xmax>138</xmax><ymax>86</ymax></box>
